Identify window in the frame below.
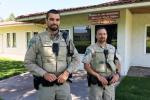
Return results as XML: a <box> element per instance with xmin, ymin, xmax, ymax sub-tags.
<box><xmin>12</xmin><ymin>33</ymin><xmax>16</xmax><ymax>47</ymax></box>
<box><xmin>7</xmin><ymin>33</ymin><xmax>11</xmax><ymax>47</ymax></box>
<box><xmin>33</xmin><ymin>32</ymin><xmax>38</xmax><ymax>36</ymax></box>
<box><xmin>26</xmin><ymin>32</ymin><xmax>31</xmax><ymax>48</ymax></box>
<box><xmin>146</xmin><ymin>26</ymin><xmax>150</xmax><ymax>53</ymax></box>
<box><xmin>73</xmin><ymin>26</ymin><xmax>91</xmax><ymax>53</ymax></box>
<box><xmin>60</xmin><ymin>29</ymin><xmax>70</xmax><ymax>38</ymax></box>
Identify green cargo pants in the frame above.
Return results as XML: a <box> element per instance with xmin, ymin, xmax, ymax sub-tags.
<box><xmin>89</xmin><ymin>84</ymin><xmax>115</xmax><ymax>100</ymax></box>
<box><xmin>38</xmin><ymin>82</ymin><xmax>71</xmax><ymax>100</ymax></box>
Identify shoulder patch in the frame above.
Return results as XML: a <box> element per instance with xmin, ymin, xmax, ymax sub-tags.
<box><xmin>84</xmin><ymin>49</ymin><xmax>92</xmax><ymax>56</ymax></box>
<box><xmin>28</xmin><ymin>38</ymin><xmax>36</xmax><ymax>49</ymax></box>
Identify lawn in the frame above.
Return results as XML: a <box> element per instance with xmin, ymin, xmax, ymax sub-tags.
<box><xmin>116</xmin><ymin>76</ymin><xmax>150</xmax><ymax>100</ymax></box>
<box><xmin>0</xmin><ymin>57</ymin><xmax>26</xmax><ymax>80</ymax></box>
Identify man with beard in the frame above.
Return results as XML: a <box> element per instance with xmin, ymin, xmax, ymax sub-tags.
<box><xmin>24</xmin><ymin>9</ymin><xmax>79</xmax><ymax>100</ymax></box>
<box><xmin>82</xmin><ymin>27</ymin><xmax>121</xmax><ymax>100</ymax></box>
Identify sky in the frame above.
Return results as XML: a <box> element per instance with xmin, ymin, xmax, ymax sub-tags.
<box><xmin>0</xmin><ymin>0</ymin><xmax>116</xmax><ymax>19</ymax></box>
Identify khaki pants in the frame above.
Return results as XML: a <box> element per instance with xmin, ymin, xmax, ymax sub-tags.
<box><xmin>89</xmin><ymin>84</ymin><xmax>115</xmax><ymax>100</ymax></box>
<box><xmin>38</xmin><ymin>82</ymin><xmax>71</xmax><ymax>100</ymax></box>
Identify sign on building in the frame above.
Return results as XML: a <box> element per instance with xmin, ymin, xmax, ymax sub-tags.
<box><xmin>88</xmin><ymin>11</ymin><xmax>120</xmax><ymax>24</ymax></box>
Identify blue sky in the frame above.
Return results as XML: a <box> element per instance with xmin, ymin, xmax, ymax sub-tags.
<box><xmin>0</xmin><ymin>0</ymin><xmax>116</xmax><ymax>19</ymax></box>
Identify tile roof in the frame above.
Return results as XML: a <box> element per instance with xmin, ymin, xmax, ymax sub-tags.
<box><xmin>16</xmin><ymin>0</ymin><xmax>148</xmax><ymax>19</ymax></box>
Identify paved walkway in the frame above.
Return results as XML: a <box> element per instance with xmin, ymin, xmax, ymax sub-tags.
<box><xmin>127</xmin><ymin>66</ymin><xmax>150</xmax><ymax>77</ymax></box>
<box><xmin>0</xmin><ymin>71</ymin><xmax>88</xmax><ymax>100</ymax></box>
<box><xmin>1</xmin><ymin>66</ymin><xmax>150</xmax><ymax>100</ymax></box>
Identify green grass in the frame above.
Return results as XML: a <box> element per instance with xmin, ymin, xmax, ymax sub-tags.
<box><xmin>116</xmin><ymin>76</ymin><xmax>150</xmax><ymax>100</ymax></box>
<box><xmin>0</xmin><ymin>57</ymin><xmax>26</xmax><ymax>80</ymax></box>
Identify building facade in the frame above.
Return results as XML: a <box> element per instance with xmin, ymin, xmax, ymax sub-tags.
<box><xmin>0</xmin><ymin>21</ymin><xmax>45</xmax><ymax>58</ymax></box>
<box><xmin>0</xmin><ymin>0</ymin><xmax>150</xmax><ymax>75</ymax></box>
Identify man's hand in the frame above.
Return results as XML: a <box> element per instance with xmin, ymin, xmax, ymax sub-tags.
<box><xmin>96</xmin><ymin>74</ymin><xmax>108</xmax><ymax>87</ymax></box>
<box><xmin>57</xmin><ymin>71</ymin><xmax>69</xmax><ymax>83</ymax></box>
<box><xmin>109</xmin><ymin>74</ymin><xmax>120</xmax><ymax>84</ymax></box>
<box><xmin>43</xmin><ymin>73</ymin><xmax>57</xmax><ymax>82</ymax></box>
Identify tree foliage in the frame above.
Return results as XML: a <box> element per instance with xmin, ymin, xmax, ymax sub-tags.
<box><xmin>5</xmin><ymin>13</ymin><xmax>15</xmax><ymax>21</ymax></box>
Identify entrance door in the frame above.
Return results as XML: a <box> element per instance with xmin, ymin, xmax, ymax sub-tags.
<box><xmin>95</xmin><ymin>24</ymin><xmax>117</xmax><ymax>48</ymax></box>
<box><xmin>0</xmin><ymin>34</ymin><xmax>3</xmax><ymax>53</ymax></box>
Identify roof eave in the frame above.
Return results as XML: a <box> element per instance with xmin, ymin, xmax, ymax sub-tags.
<box><xmin>61</xmin><ymin>1</ymin><xmax>150</xmax><ymax>15</ymax></box>
<box><xmin>0</xmin><ymin>23</ymin><xmax>35</xmax><ymax>27</ymax></box>
<box><xmin>16</xmin><ymin>1</ymin><xmax>150</xmax><ymax>22</ymax></box>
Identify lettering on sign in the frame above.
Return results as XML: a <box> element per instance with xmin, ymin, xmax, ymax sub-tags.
<box><xmin>88</xmin><ymin>11</ymin><xmax>120</xmax><ymax>24</ymax></box>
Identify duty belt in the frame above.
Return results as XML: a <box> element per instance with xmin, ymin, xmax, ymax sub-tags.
<box><xmin>33</xmin><ymin>75</ymin><xmax>72</xmax><ymax>90</ymax></box>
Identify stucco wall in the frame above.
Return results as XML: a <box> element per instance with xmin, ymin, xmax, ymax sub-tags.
<box><xmin>61</xmin><ymin>13</ymin><xmax>89</xmax><ymax>27</ymax></box>
<box><xmin>60</xmin><ymin>13</ymin><xmax>90</xmax><ymax>40</ymax></box>
<box><xmin>118</xmin><ymin>9</ymin><xmax>133</xmax><ymax>75</ymax></box>
<box><xmin>0</xmin><ymin>24</ymin><xmax>45</xmax><ymax>55</ymax></box>
<box><xmin>131</xmin><ymin>14</ymin><xmax>150</xmax><ymax>67</ymax></box>
<box><xmin>0</xmin><ymin>34</ymin><xmax>3</xmax><ymax>53</ymax></box>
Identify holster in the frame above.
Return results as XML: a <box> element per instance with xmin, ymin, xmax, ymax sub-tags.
<box><xmin>33</xmin><ymin>75</ymin><xmax>41</xmax><ymax>90</ymax></box>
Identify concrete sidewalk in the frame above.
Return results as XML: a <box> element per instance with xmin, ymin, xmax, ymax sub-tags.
<box><xmin>0</xmin><ymin>71</ymin><xmax>88</xmax><ymax>100</ymax></box>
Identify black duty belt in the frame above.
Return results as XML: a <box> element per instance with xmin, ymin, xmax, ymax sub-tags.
<box><xmin>33</xmin><ymin>75</ymin><xmax>72</xmax><ymax>90</ymax></box>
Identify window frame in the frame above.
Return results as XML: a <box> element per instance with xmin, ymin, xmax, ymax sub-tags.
<box><xmin>145</xmin><ymin>25</ymin><xmax>150</xmax><ymax>54</ymax></box>
<box><xmin>12</xmin><ymin>33</ymin><xmax>16</xmax><ymax>48</ymax></box>
<box><xmin>26</xmin><ymin>32</ymin><xmax>32</xmax><ymax>48</ymax></box>
<box><xmin>6</xmin><ymin>33</ymin><xmax>11</xmax><ymax>48</ymax></box>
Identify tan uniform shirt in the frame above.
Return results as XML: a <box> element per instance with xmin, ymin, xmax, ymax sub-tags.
<box><xmin>82</xmin><ymin>43</ymin><xmax>120</xmax><ymax>75</ymax></box>
<box><xmin>24</xmin><ymin>31</ymin><xmax>79</xmax><ymax>77</ymax></box>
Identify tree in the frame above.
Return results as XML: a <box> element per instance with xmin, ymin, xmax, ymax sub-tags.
<box><xmin>0</xmin><ymin>17</ymin><xmax>4</xmax><ymax>22</ymax></box>
<box><xmin>5</xmin><ymin>13</ymin><xmax>15</xmax><ymax>21</ymax></box>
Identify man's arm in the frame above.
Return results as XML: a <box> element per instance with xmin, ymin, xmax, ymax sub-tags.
<box><xmin>66</xmin><ymin>40</ymin><xmax>80</xmax><ymax>73</ymax></box>
<box><xmin>84</xmin><ymin>63</ymin><xmax>108</xmax><ymax>86</ymax></box>
<box><xmin>114</xmin><ymin>49</ymin><xmax>121</xmax><ymax>75</ymax></box>
<box><xmin>57</xmin><ymin>40</ymin><xmax>80</xmax><ymax>83</ymax></box>
<box><xmin>24</xmin><ymin>37</ymin><xmax>47</xmax><ymax>77</ymax></box>
<box><xmin>115</xmin><ymin>60</ymin><xmax>121</xmax><ymax>76</ymax></box>
<box><xmin>110</xmin><ymin>49</ymin><xmax>121</xmax><ymax>84</ymax></box>
<box><xmin>82</xmin><ymin>47</ymin><xmax>108</xmax><ymax>86</ymax></box>
<box><xmin>84</xmin><ymin>63</ymin><xmax>99</xmax><ymax>77</ymax></box>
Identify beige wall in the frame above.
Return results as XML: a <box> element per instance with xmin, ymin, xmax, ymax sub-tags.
<box><xmin>118</xmin><ymin>9</ymin><xmax>133</xmax><ymax>75</ymax></box>
<box><xmin>0</xmin><ymin>34</ymin><xmax>3</xmax><ymax>53</ymax></box>
<box><xmin>61</xmin><ymin>13</ymin><xmax>89</xmax><ymax>27</ymax></box>
<box><xmin>131</xmin><ymin>14</ymin><xmax>150</xmax><ymax>67</ymax></box>
<box><xmin>0</xmin><ymin>24</ymin><xmax>45</xmax><ymax>55</ymax></box>
<box><xmin>60</xmin><ymin>13</ymin><xmax>90</xmax><ymax>40</ymax></box>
